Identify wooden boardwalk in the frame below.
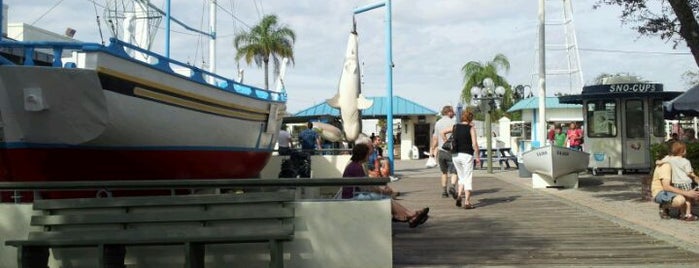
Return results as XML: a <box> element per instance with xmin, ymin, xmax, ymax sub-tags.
<box><xmin>390</xmin><ymin>168</ymin><xmax>699</xmax><ymax>267</ymax></box>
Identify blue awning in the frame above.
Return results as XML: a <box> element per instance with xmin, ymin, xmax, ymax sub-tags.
<box><xmin>507</xmin><ymin>97</ymin><xmax>581</xmax><ymax>112</ymax></box>
<box><xmin>294</xmin><ymin>96</ymin><xmax>437</xmax><ymax>118</ymax></box>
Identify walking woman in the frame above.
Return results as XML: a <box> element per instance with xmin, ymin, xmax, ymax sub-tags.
<box><xmin>441</xmin><ymin>109</ymin><xmax>480</xmax><ymax>209</ymax></box>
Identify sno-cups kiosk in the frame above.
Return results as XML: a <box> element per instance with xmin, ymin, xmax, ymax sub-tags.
<box><xmin>559</xmin><ymin>82</ymin><xmax>680</xmax><ymax>175</ymax></box>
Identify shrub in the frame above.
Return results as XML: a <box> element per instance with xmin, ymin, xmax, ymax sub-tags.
<box><xmin>650</xmin><ymin>141</ymin><xmax>699</xmax><ymax>174</ymax></box>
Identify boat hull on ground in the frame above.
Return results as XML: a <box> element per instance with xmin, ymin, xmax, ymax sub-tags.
<box><xmin>0</xmin><ymin>42</ymin><xmax>285</xmax><ymax>194</ymax></box>
<box><xmin>522</xmin><ymin>145</ymin><xmax>589</xmax><ymax>178</ymax></box>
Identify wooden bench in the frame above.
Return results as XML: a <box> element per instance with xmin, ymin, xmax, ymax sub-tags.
<box><xmin>5</xmin><ymin>190</ymin><xmax>295</xmax><ymax>268</ymax></box>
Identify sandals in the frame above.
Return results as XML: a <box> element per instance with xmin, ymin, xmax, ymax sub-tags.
<box><xmin>659</xmin><ymin>209</ymin><xmax>671</xmax><ymax>220</ymax></box>
<box><xmin>456</xmin><ymin>196</ymin><xmax>475</xmax><ymax>209</ymax></box>
<box><xmin>409</xmin><ymin>207</ymin><xmax>430</xmax><ymax>228</ymax></box>
<box><xmin>681</xmin><ymin>214</ymin><xmax>699</xmax><ymax>221</ymax></box>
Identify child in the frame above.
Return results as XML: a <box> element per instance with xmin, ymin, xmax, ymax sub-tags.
<box><xmin>554</xmin><ymin>125</ymin><xmax>567</xmax><ymax>147</ymax></box>
<box><xmin>663</xmin><ymin>141</ymin><xmax>699</xmax><ymax>221</ymax></box>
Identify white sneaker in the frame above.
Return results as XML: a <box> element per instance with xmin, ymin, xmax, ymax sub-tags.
<box><xmin>389</xmin><ymin>176</ymin><xmax>401</xmax><ymax>182</ymax></box>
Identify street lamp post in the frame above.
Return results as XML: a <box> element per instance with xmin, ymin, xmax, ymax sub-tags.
<box><xmin>456</xmin><ymin>102</ymin><xmax>463</xmax><ymax>119</ymax></box>
<box><xmin>471</xmin><ymin>78</ymin><xmax>505</xmax><ymax>174</ymax></box>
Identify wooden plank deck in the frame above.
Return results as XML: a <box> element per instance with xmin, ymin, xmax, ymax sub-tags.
<box><xmin>390</xmin><ymin>168</ymin><xmax>699</xmax><ymax>267</ymax></box>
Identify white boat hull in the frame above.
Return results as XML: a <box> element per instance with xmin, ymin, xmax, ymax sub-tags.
<box><xmin>522</xmin><ymin>145</ymin><xmax>589</xmax><ymax>178</ymax></box>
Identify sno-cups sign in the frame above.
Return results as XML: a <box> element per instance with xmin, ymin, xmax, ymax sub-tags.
<box><xmin>608</xmin><ymin>84</ymin><xmax>657</xmax><ymax>93</ymax></box>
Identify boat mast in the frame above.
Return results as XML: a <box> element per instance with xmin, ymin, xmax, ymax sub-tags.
<box><xmin>165</xmin><ymin>0</ymin><xmax>170</xmax><ymax>58</ymax></box>
<box><xmin>537</xmin><ymin>0</ymin><xmax>546</xmax><ymax>145</ymax></box>
<box><xmin>0</xmin><ymin>0</ymin><xmax>4</xmax><ymax>39</ymax></box>
<box><xmin>209</xmin><ymin>0</ymin><xmax>217</xmax><ymax>81</ymax></box>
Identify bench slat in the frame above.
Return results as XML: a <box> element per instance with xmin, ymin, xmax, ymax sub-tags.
<box><xmin>31</xmin><ymin>207</ymin><xmax>294</xmax><ymax>226</ymax></box>
<box><xmin>33</xmin><ymin>191</ymin><xmax>295</xmax><ymax>210</ymax></box>
<box><xmin>7</xmin><ymin>223</ymin><xmax>294</xmax><ymax>247</ymax></box>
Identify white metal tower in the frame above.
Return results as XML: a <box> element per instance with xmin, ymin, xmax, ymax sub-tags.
<box><xmin>534</xmin><ymin>0</ymin><xmax>584</xmax><ymax>95</ymax></box>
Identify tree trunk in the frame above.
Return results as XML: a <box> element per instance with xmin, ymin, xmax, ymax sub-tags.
<box><xmin>668</xmin><ymin>0</ymin><xmax>699</xmax><ymax>67</ymax></box>
<box><xmin>263</xmin><ymin>59</ymin><xmax>269</xmax><ymax>90</ymax></box>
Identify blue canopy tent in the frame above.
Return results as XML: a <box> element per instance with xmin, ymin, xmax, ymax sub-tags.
<box><xmin>665</xmin><ymin>84</ymin><xmax>699</xmax><ymax>118</ymax></box>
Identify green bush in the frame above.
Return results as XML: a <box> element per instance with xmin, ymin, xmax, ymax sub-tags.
<box><xmin>651</xmin><ymin>142</ymin><xmax>699</xmax><ymax>173</ymax></box>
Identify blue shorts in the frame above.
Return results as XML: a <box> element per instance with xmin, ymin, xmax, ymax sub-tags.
<box><xmin>654</xmin><ymin>191</ymin><xmax>677</xmax><ymax>204</ymax></box>
<box><xmin>353</xmin><ymin>192</ymin><xmax>389</xmax><ymax>200</ymax></box>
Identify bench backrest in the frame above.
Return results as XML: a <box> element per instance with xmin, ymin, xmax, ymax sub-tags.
<box><xmin>26</xmin><ymin>190</ymin><xmax>295</xmax><ymax>243</ymax></box>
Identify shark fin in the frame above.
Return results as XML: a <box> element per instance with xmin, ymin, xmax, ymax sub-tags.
<box><xmin>327</xmin><ymin>94</ymin><xmax>341</xmax><ymax>108</ymax></box>
<box><xmin>356</xmin><ymin>94</ymin><xmax>373</xmax><ymax>110</ymax></box>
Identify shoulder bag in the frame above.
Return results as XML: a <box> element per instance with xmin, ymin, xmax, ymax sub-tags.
<box><xmin>441</xmin><ymin>125</ymin><xmax>457</xmax><ymax>153</ymax></box>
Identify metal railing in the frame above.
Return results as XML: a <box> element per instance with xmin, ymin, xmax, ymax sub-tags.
<box><xmin>0</xmin><ymin>177</ymin><xmax>389</xmax><ymax>203</ymax></box>
<box><xmin>0</xmin><ymin>39</ymin><xmax>286</xmax><ymax>102</ymax></box>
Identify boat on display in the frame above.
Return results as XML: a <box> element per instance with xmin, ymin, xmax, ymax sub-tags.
<box><xmin>0</xmin><ymin>0</ymin><xmax>286</xmax><ymax>200</ymax></box>
<box><xmin>522</xmin><ymin>145</ymin><xmax>589</xmax><ymax>178</ymax></box>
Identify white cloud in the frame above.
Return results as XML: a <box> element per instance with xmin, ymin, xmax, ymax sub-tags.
<box><xmin>3</xmin><ymin>0</ymin><xmax>695</xmax><ymax>113</ymax></box>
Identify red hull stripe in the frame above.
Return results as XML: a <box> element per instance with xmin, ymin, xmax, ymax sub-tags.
<box><xmin>2</xmin><ymin>142</ymin><xmax>272</xmax><ymax>152</ymax></box>
<box><xmin>0</xmin><ymin>148</ymin><xmax>271</xmax><ymax>181</ymax></box>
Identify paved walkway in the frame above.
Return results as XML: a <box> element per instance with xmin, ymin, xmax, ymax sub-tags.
<box><xmin>390</xmin><ymin>159</ymin><xmax>699</xmax><ymax>267</ymax></box>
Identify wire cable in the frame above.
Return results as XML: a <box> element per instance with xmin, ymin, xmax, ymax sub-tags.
<box><xmin>92</xmin><ymin>1</ymin><xmax>105</xmax><ymax>45</ymax></box>
<box><xmin>579</xmin><ymin>47</ymin><xmax>691</xmax><ymax>55</ymax></box>
<box><xmin>30</xmin><ymin>0</ymin><xmax>66</xmax><ymax>26</ymax></box>
<box><xmin>215</xmin><ymin>1</ymin><xmax>251</xmax><ymax>29</ymax></box>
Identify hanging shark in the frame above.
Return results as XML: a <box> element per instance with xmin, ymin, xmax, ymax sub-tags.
<box><xmin>327</xmin><ymin>27</ymin><xmax>373</xmax><ymax>142</ymax></box>
<box><xmin>312</xmin><ymin>122</ymin><xmax>343</xmax><ymax>142</ymax></box>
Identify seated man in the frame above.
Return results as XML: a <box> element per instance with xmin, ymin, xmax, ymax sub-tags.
<box><xmin>651</xmin><ymin>160</ymin><xmax>699</xmax><ymax>221</ymax></box>
<box><xmin>367</xmin><ymin>135</ymin><xmax>399</xmax><ymax>182</ymax></box>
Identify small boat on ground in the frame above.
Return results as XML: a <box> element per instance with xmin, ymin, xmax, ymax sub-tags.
<box><xmin>522</xmin><ymin>145</ymin><xmax>589</xmax><ymax>179</ymax></box>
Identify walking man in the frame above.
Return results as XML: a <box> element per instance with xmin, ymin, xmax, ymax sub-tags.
<box><xmin>299</xmin><ymin>122</ymin><xmax>321</xmax><ymax>155</ymax></box>
<box><xmin>431</xmin><ymin>105</ymin><xmax>458</xmax><ymax>198</ymax></box>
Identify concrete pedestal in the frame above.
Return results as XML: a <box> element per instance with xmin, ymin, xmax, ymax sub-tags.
<box><xmin>531</xmin><ymin>172</ymin><xmax>579</xmax><ymax>189</ymax></box>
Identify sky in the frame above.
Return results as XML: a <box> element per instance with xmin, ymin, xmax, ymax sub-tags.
<box><xmin>3</xmin><ymin>0</ymin><xmax>697</xmax><ymax>113</ymax></box>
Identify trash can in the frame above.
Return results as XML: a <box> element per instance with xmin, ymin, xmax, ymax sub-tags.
<box><xmin>518</xmin><ymin>157</ymin><xmax>531</xmax><ymax>178</ymax></box>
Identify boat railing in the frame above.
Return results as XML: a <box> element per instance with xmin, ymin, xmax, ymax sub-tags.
<box><xmin>0</xmin><ymin>177</ymin><xmax>389</xmax><ymax>203</ymax></box>
<box><xmin>0</xmin><ymin>38</ymin><xmax>286</xmax><ymax>103</ymax></box>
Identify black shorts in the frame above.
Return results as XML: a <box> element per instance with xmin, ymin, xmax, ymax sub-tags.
<box><xmin>438</xmin><ymin>150</ymin><xmax>455</xmax><ymax>174</ymax></box>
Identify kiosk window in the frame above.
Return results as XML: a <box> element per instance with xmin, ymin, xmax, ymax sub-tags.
<box><xmin>625</xmin><ymin>100</ymin><xmax>645</xmax><ymax>139</ymax></box>
<box><xmin>651</xmin><ymin>99</ymin><xmax>665</xmax><ymax>137</ymax></box>
<box><xmin>586</xmin><ymin>100</ymin><xmax>616</xmax><ymax>137</ymax></box>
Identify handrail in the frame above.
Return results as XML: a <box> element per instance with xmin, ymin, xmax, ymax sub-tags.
<box><xmin>0</xmin><ymin>177</ymin><xmax>389</xmax><ymax>191</ymax></box>
<box><xmin>0</xmin><ymin>39</ymin><xmax>286</xmax><ymax>102</ymax></box>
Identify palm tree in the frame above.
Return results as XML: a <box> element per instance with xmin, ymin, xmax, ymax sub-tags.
<box><xmin>234</xmin><ymin>14</ymin><xmax>296</xmax><ymax>90</ymax></box>
<box><xmin>461</xmin><ymin>54</ymin><xmax>512</xmax><ymax>105</ymax></box>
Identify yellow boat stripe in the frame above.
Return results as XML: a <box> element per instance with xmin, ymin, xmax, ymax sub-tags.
<box><xmin>134</xmin><ymin>87</ymin><xmax>268</xmax><ymax>121</ymax></box>
<box><xmin>96</xmin><ymin>66</ymin><xmax>269</xmax><ymax>115</ymax></box>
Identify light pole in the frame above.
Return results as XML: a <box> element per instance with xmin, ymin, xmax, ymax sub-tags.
<box><xmin>513</xmin><ymin>85</ymin><xmax>532</xmax><ymax>103</ymax></box>
<box><xmin>456</xmin><ymin>102</ymin><xmax>463</xmax><ymax>119</ymax></box>
<box><xmin>354</xmin><ymin>0</ymin><xmax>394</xmax><ymax>174</ymax></box>
<box><xmin>471</xmin><ymin>78</ymin><xmax>505</xmax><ymax>174</ymax></box>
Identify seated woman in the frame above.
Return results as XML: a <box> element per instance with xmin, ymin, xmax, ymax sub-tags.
<box><xmin>659</xmin><ymin>141</ymin><xmax>699</xmax><ymax>220</ymax></box>
<box><xmin>652</xmin><ymin>155</ymin><xmax>699</xmax><ymax>221</ymax></box>
<box><xmin>342</xmin><ymin>143</ymin><xmax>429</xmax><ymax>228</ymax></box>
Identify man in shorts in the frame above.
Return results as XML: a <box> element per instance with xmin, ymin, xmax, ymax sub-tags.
<box><xmin>651</xmin><ymin>160</ymin><xmax>699</xmax><ymax>220</ymax></box>
<box><xmin>431</xmin><ymin>105</ymin><xmax>458</xmax><ymax>198</ymax></box>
